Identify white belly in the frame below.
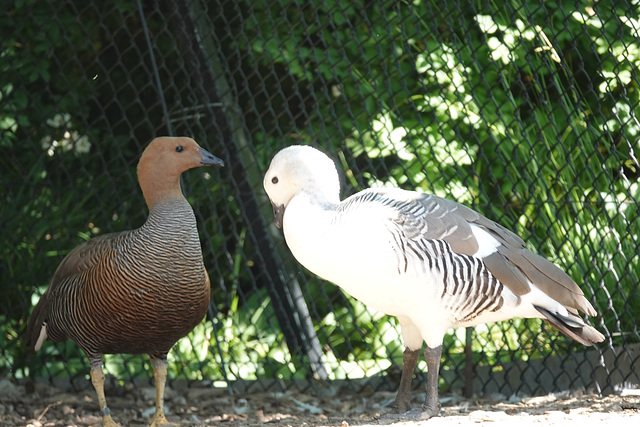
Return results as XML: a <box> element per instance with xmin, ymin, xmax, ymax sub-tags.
<box><xmin>284</xmin><ymin>204</ymin><xmax>442</xmax><ymax>318</ymax></box>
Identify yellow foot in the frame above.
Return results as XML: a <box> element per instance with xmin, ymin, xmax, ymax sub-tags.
<box><xmin>149</xmin><ymin>413</ymin><xmax>179</xmax><ymax>427</ymax></box>
<box><xmin>102</xmin><ymin>413</ymin><xmax>120</xmax><ymax>427</ymax></box>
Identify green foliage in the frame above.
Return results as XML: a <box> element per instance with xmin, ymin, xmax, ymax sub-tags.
<box><xmin>236</xmin><ymin>0</ymin><xmax>640</xmax><ymax>370</ymax></box>
<box><xmin>3</xmin><ymin>0</ymin><xmax>639</xmax><ymax>390</ymax></box>
<box><xmin>1</xmin><ymin>0</ymin><xmax>202</xmax><ymax>378</ymax></box>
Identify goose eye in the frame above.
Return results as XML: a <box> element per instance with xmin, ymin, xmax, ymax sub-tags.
<box><xmin>176</xmin><ymin>146</ymin><xmax>184</xmax><ymax>153</ymax></box>
<box><xmin>272</xmin><ymin>176</ymin><xmax>279</xmax><ymax>184</ymax></box>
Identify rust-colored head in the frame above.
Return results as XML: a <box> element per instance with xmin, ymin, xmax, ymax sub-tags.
<box><xmin>137</xmin><ymin>137</ymin><xmax>223</xmax><ymax>208</ymax></box>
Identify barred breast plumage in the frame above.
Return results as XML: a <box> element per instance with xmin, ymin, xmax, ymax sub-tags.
<box><xmin>26</xmin><ymin>136</ymin><xmax>224</xmax><ymax>427</ymax></box>
<box><xmin>263</xmin><ymin>145</ymin><xmax>604</xmax><ymax>421</ymax></box>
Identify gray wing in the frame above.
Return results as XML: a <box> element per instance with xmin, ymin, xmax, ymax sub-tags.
<box><xmin>373</xmin><ymin>189</ymin><xmax>595</xmax><ymax>316</ymax></box>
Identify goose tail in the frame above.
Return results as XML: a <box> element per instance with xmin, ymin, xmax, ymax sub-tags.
<box><xmin>534</xmin><ymin>305</ymin><xmax>605</xmax><ymax>346</ymax></box>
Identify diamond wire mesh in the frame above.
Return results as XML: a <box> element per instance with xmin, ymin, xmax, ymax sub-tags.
<box><xmin>1</xmin><ymin>0</ymin><xmax>639</xmax><ymax>397</ymax></box>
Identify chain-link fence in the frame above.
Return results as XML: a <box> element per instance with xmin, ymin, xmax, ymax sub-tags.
<box><xmin>2</xmin><ymin>0</ymin><xmax>639</xmax><ymax>399</ymax></box>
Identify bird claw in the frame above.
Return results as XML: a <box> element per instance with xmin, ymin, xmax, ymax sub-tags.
<box><xmin>149</xmin><ymin>414</ymin><xmax>179</xmax><ymax>427</ymax></box>
<box><xmin>417</xmin><ymin>405</ymin><xmax>440</xmax><ymax>420</ymax></box>
<box><xmin>389</xmin><ymin>402</ymin><xmax>412</xmax><ymax>414</ymax></box>
<box><xmin>379</xmin><ymin>406</ymin><xmax>439</xmax><ymax>422</ymax></box>
<box><xmin>101</xmin><ymin>414</ymin><xmax>120</xmax><ymax>427</ymax></box>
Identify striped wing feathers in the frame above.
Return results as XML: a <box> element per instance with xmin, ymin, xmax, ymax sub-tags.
<box><xmin>49</xmin><ymin>233</ymin><xmax>123</xmax><ymax>290</ymax></box>
<box><xmin>356</xmin><ymin>188</ymin><xmax>594</xmax><ymax>316</ymax></box>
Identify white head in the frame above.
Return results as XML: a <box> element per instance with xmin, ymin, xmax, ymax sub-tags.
<box><xmin>263</xmin><ymin>145</ymin><xmax>341</xmax><ymax>228</ymax></box>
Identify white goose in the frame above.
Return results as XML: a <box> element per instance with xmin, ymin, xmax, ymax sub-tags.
<box><xmin>263</xmin><ymin>145</ymin><xmax>604</xmax><ymax>420</ymax></box>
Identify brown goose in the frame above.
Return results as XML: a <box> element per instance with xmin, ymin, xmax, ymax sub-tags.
<box><xmin>263</xmin><ymin>145</ymin><xmax>604</xmax><ymax>420</ymax></box>
<box><xmin>26</xmin><ymin>136</ymin><xmax>224</xmax><ymax>427</ymax></box>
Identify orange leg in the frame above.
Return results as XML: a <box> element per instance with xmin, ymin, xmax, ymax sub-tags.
<box><xmin>148</xmin><ymin>358</ymin><xmax>178</xmax><ymax>427</ymax></box>
<box><xmin>89</xmin><ymin>366</ymin><xmax>119</xmax><ymax>427</ymax></box>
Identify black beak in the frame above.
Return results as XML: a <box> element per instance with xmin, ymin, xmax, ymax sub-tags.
<box><xmin>199</xmin><ymin>147</ymin><xmax>225</xmax><ymax>167</ymax></box>
<box><xmin>272</xmin><ymin>203</ymin><xmax>285</xmax><ymax>229</ymax></box>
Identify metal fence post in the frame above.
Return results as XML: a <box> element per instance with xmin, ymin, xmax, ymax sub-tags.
<box><xmin>170</xmin><ymin>0</ymin><xmax>328</xmax><ymax>381</ymax></box>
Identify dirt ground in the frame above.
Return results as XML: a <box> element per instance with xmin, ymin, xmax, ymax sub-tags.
<box><xmin>0</xmin><ymin>378</ymin><xmax>638</xmax><ymax>427</ymax></box>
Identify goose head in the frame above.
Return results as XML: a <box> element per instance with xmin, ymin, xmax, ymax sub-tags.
<box><xmin>263</xmin><ymin>145</ymin><xmax>340</xmax><ymax>228</ymax></box>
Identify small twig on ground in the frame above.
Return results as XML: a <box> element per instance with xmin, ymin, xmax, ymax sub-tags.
<box><xmin>36</xmin><ymin>401</ymin><xmax>62</xmax><ymax>422</ymax></box>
